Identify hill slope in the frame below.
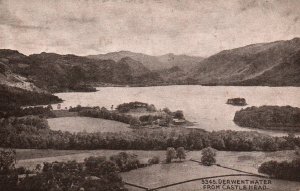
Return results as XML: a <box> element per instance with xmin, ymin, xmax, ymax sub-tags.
<box><xmin>0</xmin><ymin>50</ymin><xmax>162</xmax><ymax>92</ymax></box>
<box><xmin>88</xmin><ymin>51</ymin><xmax>204</xmax><ymax>71</ymax></box>
<box><xmin>190</xmin><ymin>38</ymin><xmax>300</xmax><ymax>86</ymax></box>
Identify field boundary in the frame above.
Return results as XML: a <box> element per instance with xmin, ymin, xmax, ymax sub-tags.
<box><xmin>189</xmin><ymin>159</ymin><xmax>267</xmax><ymax>177</ymax></box>
<box><xmin>124</xmin><ymin>173</ymin><xmax>270</xmax><ymax>191</ymax></box>
<box><xmin>124</xmin><ymin>160</ymin><xmax>270</xmax><ymax>190</ymax></box>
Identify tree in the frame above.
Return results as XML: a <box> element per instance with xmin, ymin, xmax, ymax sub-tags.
<box><xmin>201</xmin><ymin>147</ymin><xmax>216</xmax><ymax>166</ymax></box>
<box><xmin>176</xmin><ymin>147</ymin><xmax>186</xmax><ymax>161</ymax></box>
<box><xmin>0</xmin><ymin>149</ymin><xmax>16</xmax><ymax>173</ymax></box>
<box><xmin>174</xmin><ymin>110</ymin><xmax>184</xmax><ymax>119</ymax></box>
<box><xmin>46</xmin><ymin>105</ymin><xmax>53</xmax><ymax>110</ymax></box>
<box><xmin>163</xmin><ymin>107</ymin><xmax>172</xmax><ymax>115</ymax></box>
<box><xmin>148</xmin><ymin>156</ymin><xmax>160</xmax><ymax>165</ymax></box>
<box><xmin>129</xmin><ymin>117</ymin><xmax>141</xmax><ymax>128</ymax></box>
<box><xmin>166</xmin><ymin>147</ymin><xmax>177</xmax><ymax>163</ymax></box>
<box><xmin>295</xmin><ymin>146</ymin><xmax>300</xmax><ymax>156</ymax></box>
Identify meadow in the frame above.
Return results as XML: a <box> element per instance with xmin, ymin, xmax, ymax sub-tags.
<box><xmin>15</xmin><ymin>148</ymin><xmax>300</xmax><ymax>190</ymax></box>
<box><xmin>47</xmin><ymin>116</ymin><xmax>131</xmax><ymax>133</ymax></box>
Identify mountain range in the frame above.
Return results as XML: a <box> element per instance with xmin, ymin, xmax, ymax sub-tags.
<box><xmin>88</xmin><ymin>51</ymin><xmax>204</xmax><ymax>71</ymax></box>
<box><xmin>0</xmin><ymin>38</ymin><xmax>299</xmax><ymax>98</ymax></box>
<box><xmin>190</xmin><ymin>37</ymin><xmax>300</xmax><ymax>86</ymax></box>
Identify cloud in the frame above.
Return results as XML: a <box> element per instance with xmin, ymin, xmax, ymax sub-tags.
<box><xmin>0</xmin><ymin>0</ymin><xmax>299</xmax><ymax>56</ymax></box>
<box><xmin>63</xmin><ymin>16</ymin><xmax>97</xmax><ymax>24</ymax></box>
<box><xmin>0</xmin><ymin>0</ymin><xmax>48</xmax><ymax>30</ymax></box>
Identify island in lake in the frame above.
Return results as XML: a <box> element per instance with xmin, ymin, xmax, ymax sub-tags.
<box><xmin>226</xmin><ymin>98</ymin><xmax>247</xmax><ymax>106</ymax></box>
<box><xmin>234</xmin><ymin>105</ymin><xmax>300</xmax><ymax>132</ymax></box>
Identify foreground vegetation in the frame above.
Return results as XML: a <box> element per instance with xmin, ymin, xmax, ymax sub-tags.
<box><xmin>1</xmin><ymin>116</ymin><xmax>300</xmax><ymax>151</ymax></box>
<box><xmin>234</xmin><ymin>106</ymin><xmax>300</xmax><ymax>131</ymax></box>
<box><xmin>1</xmin><ymin>149</ymin><xmax>164</xmax><ymax>191</ymax></box>
<box><xmin>258</xmin><ymin>159</ymin><xmax>300</xmax><ymax>181</ymax></box>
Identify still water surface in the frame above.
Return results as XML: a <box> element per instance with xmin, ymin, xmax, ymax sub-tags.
<box><xmin>54</xmin><ymin>85</ymin><xmax>300</xmax><ymax>136</ymax></box>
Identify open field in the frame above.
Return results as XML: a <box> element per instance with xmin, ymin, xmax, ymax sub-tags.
<box><xmin>189</xmin><ymin>150</ymin><xmax>299</xmax><ymax>174</ymax></box>
<box><xmin>147</xmin><ymin>176</ymin><xmax>300</xmax><ymax>191</ymax></box>
<box><xmin>16</xmin><ymin>149</ymin><xmax>87</xmax><ymax>160</ymax></box>
<box><xmin>15</xmin><ymin>149</ymin><xmax>300</xmax><ymax>190</ymax></box>
<box><xmin>121</xmin><ymin>161</ymin><xmax>248</xmax><ymax>188</ymax></box>
<box><xmin>47</xmin><ymin>117</ymin><xmax>131</xmax><ymax>133</ymax></box>
<box><xmin>16</xmin><ymin>149</ymin><xmax>297</xmax><ymax>171</ymax></box>
<box><xmin>16</xmin><ymin>150</ymin><xmax>165</xmax><ymax>169</ymax></box>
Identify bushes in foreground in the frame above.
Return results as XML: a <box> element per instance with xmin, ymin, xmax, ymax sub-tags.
<box><xmin>201</xmin><ymin>147</ymin><xmax>216</xmax><ymax>166</ymax></box>
<box><xmin>0</xmin><ymin>149</ymin><xmax>127</xmax><ymax>191</ymax></box>
<box><xmin>1</xmin><ymin>116</ymin><xmax>300</xmax><ymax>151</ymax></box>
<box><xmin>258</xmin><ymin>159</ymin><xmax>300</xmax><ymax>181</ymax></box>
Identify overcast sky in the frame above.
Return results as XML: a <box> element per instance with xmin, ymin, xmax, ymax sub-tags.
<box><xmin>0</xmin><ymin>0</ymin><xmax>299</xmax><ymax>57</ymax></box>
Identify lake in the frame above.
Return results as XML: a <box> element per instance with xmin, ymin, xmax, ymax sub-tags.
<box><xmin>53</xmin><ymin>85</ymin><xmax>300</xmax><ymax>136</ymax></box>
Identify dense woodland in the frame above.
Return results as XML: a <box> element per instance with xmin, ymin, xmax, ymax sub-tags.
<box><xmin>0</xmin><ymin>116</ymin><xmax>299</xmax><ymax>151</ymax></box>
<box><xmin>0</xmin><ymin>106</ymin><xmax>54</xmax><ymax>118</ymax></box>
<box><xmin>0</xmin><ymin>147</ymin><xmax>163</xmax><ymax>191</ymax></box>
<box><xmin>258</xmin><ymin>159</ymin><xmax>300</xmax><ymax>181</ymax></box>
<box><xmin>0</xmin><ymin>84</ymin><xmax>62</xmax><ymax>111</ymax></box>
<box><xmin>234</xmin><ymin>106</ymin><xmax>300</xmax><ymax>131</ymax></box>
<box><xmin>116</xmin><ymin>102</ymin><xmax>157</xmax><ymax>113</ymax></box>
<box><xmin>0</xmin><ymin>149</ymin><xmax>134</xmax><ymax>191</ymax></box>
<box><xmin>72</xmin><ymin>104</ymin><xmax>185</xmax><ymax>127</ymax></box>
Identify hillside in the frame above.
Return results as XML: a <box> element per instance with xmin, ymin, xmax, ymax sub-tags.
<box><xmin>88</xmin><ymin>51</ymin><xmax>204</xmax><ymax>71</ymax></box>
<box><xmin>112</xmin><ymin>57</ymin><xmax>162</xmax><ymax>85</ymax></box>
<box><xmin>1</xmin><ymin>38</ymin><xmax>300</xmax><ymax>90</ymax></box>
<box><xmin>0</xmin><ymin>84</ymin><xmax>62</xmax><ymax>110</ymax></box>
<box><xmin>0</xmin><ymin>51</ymin><xmax>162</xmax><ymax>92</ymax></box>
<box><xmin>156</xmin><ymin>53</ymin><xmax>203</xmax><ymax>71</ymax></box>
<box><xmin>189</xmin><ymin>38</ymin><xmax>300</xmax><ymax>86</ymax></box>
<box><xmin>157</xmin><ymin>66</ymin><xmax>187</xmax><ymax>83</ymax></box>
<box><xmin>236</xmin><ymin>50</ymin><xmax>300</xmax><ymax>86</ymax></box>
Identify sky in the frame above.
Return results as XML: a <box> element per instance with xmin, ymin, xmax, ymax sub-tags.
<box><xmin>0</xmin><ymin>0</ymin><xmax>299</xmax><ymax>57</ymax></box>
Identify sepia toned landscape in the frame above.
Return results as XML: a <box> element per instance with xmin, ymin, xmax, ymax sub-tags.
<box><xmin>1</xmin><ymin>0</ymin><xmax>300</xmax><ymax>191</ymax></box>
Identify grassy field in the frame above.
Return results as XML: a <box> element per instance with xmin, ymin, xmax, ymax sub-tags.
<box><xmin>121</xmin><ymin>161</ymin><xmax>248</xmax><ymax>188</ymax></box>
<box><xmin>16</xmin><ymin>150</ymin><xmax>165</xmax><ymax>169</ymax></box>
<box><xmin>16</xmin><ymin>149</ymin><xmax>297</xmax><ymax>171</ymax></box>
<box><xmin>47</xmin><ymin>117</ymin><xmax>131</xmax><ymax>133</ymax></box>
<box><xmin>189</xmin><ymin>150</ymin><xmax>299</xmax><ymax>174</ymax></box>
<box><xmin>15</xmin><ymin>149</ymin><xmax>300</xmax><ymax>190</ymax></box>
<box><xmin>147</xmin><ymin>176</ymin><xmax>300</xmax><ymax>191</ymax></box>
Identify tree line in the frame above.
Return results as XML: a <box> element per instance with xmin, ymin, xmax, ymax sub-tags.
<box><xmin>258</xmin><ymin>159</ymin><xmax>300</xmax><ymax>181</ymax></box>
<box><xmin>72</xmin><ymin>105</ymin><xmax>185</xmax><ymax>127</ymax></box>
<box><xmin>0</xmin><ymin>148</ymin><xmax>164</xmax><ymax>191</ymax></box>
<box><xmin>0</xmin><ymin>105</ymin><xmax>54</xmax><ymax>118</ymax></box>
<box><xmin>0</xmin><ymin>116</ymin><xmax>300</xmax><ymax>151</ymax></box>
<box><xmin>0</xmin><ymin>84</ymin><xmax>62</xmax><ymax>112</ymax></box>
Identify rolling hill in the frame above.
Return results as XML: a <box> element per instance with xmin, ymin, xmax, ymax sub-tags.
<box><xmin>0</xmin><ymin>50</ymin><xmax>163</xmax><ymax>92</ymax></box>
<box><xmin>189</xmin><ymin>38</ymin><xmax>300</xmax><ymax>86</ymax></box>
<box><xmin>88</xmin><ymin>51</ymin><xmax>204</xmax><ymax>71</ymax></box>
<box><xmin>1</xmin><ymin>37</ymin><xmax>300</xmax><ymax>93</ymax></box>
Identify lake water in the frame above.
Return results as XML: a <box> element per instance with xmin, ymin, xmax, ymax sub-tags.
<box><xmin>54</xmin><ymin>85</ymin><xmax>300</xmax><ymax>136</ymax></box>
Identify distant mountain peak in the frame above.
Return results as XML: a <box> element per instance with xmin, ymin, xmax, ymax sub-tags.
<box><xmin>87</xmin><ymin>51</ymin><xmax>203</xmax><ymax>71</ymax></box>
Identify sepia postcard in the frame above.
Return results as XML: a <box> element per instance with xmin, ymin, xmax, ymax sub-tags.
<box><xmin>0</xmin><ymin>0</ymin><xmax>299</xmax><ymax>190</ymax></box>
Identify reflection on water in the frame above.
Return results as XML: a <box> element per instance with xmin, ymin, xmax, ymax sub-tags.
<box><xmin>54</xmin><ymin>85</ymin><xmax>300</xmax><ymax>136</ymax></box>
